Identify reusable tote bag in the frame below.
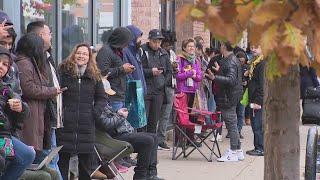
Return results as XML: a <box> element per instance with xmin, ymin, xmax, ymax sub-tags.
<box><xmin>125</xmin><ymin>80</ymin><xmax>147</xmax><ymax>128</ymax></box>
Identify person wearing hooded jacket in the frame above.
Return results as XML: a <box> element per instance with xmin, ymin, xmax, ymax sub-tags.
<box><xmin>123</xmin><ymin>25</ymin><xmax>147</xmax><ymax>94</ymax></box>
<box><xmin>0</xmin><ymin>46</ymin><xmax>34</xmax><ymax>180</ymax></box>
<box><xmin>96</xmin><ymin>27</ymin><xmax>135</xmax><ymax>111</ymax></box>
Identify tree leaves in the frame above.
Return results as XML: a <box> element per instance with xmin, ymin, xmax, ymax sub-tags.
<box><xmin>266</xmin><ymin>51</ymin><xmax>281</xmax><ymax>81</ymax></box>
<box><xmin>175</xmin><ymin>0</ymin><xmax>320</xmax><ymax>77</ymax></box>
<box><xmin>282</xmin><ymin>23</ymin><xmax>305</xmax><ymax>57</ymax></box>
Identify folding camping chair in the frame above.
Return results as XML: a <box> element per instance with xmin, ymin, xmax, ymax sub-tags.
<box><xmin>172</xmin><ymin>93</ymin><xmax>223</xmax><ymax>162</ymax></box>
<box><xmin>91</xmin><ymin>129</ymin><xmax>134</xmax><ymax>180</ymax></box>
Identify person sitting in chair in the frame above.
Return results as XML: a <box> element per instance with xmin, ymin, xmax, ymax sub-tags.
<box><xmin>95</xmin><ymin>80</ymin><xmax>165</xmax><ymax>180</ymax></box>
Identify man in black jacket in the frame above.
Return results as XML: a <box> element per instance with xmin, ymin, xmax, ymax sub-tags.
<box><xmin>141</xmin><ymin>29</ymin><xmax>172</xmax><ymax>134</ymax></box>
<box><xmin>96</xmin><ymin>27</ymin><xmax>135</xmax><ymax>111</ymax></box>
<box><xmin>206</xmin><ymin>42</ymin><xmax>243</xmax><ymax>162</ymax></box>
<box><xmin>246</xmin><ymin>45</ymin><xmax>265</xmax><ymax>156</ymax></box>
<box><xmin>95</xmin><ymin>95</ymin><xmax>165</xmax><ymax>180</ymax></box>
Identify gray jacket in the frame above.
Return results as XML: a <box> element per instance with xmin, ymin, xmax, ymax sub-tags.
<box><xmin>95</xmin><ymin>103</ymin><xmax>134</xmax><ymax>137</ymax></box>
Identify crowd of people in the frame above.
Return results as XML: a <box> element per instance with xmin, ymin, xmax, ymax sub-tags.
<box><xmin>0</xmin><ymin>7</ymin><xmax>274</xmax><ymax>180</ymax></box>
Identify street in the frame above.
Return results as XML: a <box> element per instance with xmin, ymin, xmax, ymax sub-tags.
<box><xmin>122</xmin><ymin>125</ymin><xmax>311</xmax><ymax>180</ymax></box>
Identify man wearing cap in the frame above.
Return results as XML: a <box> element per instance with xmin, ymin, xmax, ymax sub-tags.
<box><xmin>96</xmin><ymin>27</ymin><xmax>135</xmax><ymax>111</ymax></box>
<box><xmin>141</xmin><ymin>29</ymin><xmax>172</xmax><ymax>134</ymax></box>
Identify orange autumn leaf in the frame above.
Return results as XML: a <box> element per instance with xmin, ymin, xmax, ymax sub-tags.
<box><xmin>281</xmin><ymin>23</ymin><xmax>306</xmax><ymax>58</ymax></box>
<box><xmin>260</xmin><ymin>24</ymin><xmax>279</xmax><ymax>55</ymax></box>
<box><xmin>176</xmin><ymin>4</ymin><xmax>193</xmax><ymax>27</ymax></box>
<box><xmin>219</xmin><ymin>0</ymin><xmax>237</xmax><ymax>23</ymax></box>
<box><xmin>235</xmin><ymin>0</ymin><xmax>255</xmax><ymax>29</ymax></box>
<box><xmin>250</xmin><ymin>1</ymin><xmax>285</xmax><ymax>26</ymax></box>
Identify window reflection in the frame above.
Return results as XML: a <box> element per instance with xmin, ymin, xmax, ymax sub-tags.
<box><xmin>62</xmin><ymin>0</ymin><xmax>88</xmax><ymax>60</ymax></box>
<box><xmin>21</xmin><ymin>0</ymin><xmax>53</xmax><ymax>34</ymax></box>
<box><xmin>96</xmin><ymin>0</ymin><xmax>116</xmax><ymax>49</ymax></box>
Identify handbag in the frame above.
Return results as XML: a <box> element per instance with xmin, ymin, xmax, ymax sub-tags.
<box><xmin>302</xmin><ymin>86</ymin><xmax>320</xmax><ymax>125</ymax></box>
<box><xmin>0</xmin><ymin>135</ymin><xmax>14</xmax><ymax>160</ymax></box>
<box><xmin>46</xmin><ymin>98</ymin><xmax>57</xmax><ymax>127</ymax></box>
<box><xmin>125</xmin><ymin>80</ymin><xmax>147</xmax><ymax>128</ymax></box>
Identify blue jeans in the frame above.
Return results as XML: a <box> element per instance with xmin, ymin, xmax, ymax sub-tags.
<box><xmin>236</xmin><ymin>103</ymin><xmax>245</xmax><ymax>133</ymax></box>
<box><xmin>109</xmin><ymin>101</ymin><xmax>125</xmax><ymax>112</ymax></box>
<box><xmin>205</xmin><ymin>92</ymin><xmax>216</xmax><ymax>125</ymax></box>
<box><xmin>34</xmin><ymin>129</ymin><xmax>62</xmax><ymax>180</ymax></box>
<box><xmin>0</xmin><ymin>136</ymin><xmax>35</xmax><ymax>179</ymax></box>
<box><xmin>250</xmin><ymin>108</ymin><xmax>264</xmax><ymax>151</ymax></box>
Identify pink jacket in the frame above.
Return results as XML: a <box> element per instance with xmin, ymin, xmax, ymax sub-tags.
<box><xmin>175</xmin><ymin>55</ymin><xmax>202</xmax><ymax>93</ymax></box>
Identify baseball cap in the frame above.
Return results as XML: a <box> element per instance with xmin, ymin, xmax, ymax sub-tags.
<box><xmin>102</xmin><ymin>79</ymin><xmax>116</xmax><ymax>95</ymax></box>
<box><xmin>148</xmin><ymin>29</ymin><xmax>164</xmax><ymax>39</ymax></box>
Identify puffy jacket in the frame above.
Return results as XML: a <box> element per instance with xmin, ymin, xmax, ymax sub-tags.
<box><xmin>95</xmin><ymin>103</ymin><xmax>134</xmax><ymax>138</ymax></box>
<box><xmin>214</xmin><ymin>53</ymin><xmax>243</xmax><ymax>108</ymax></box>
<box><xmin>175</xmin><ymin>55</ymin><xmax>202</xmax><ymax>93</ymax></box>
<box><xmin>57</xmin><ymin>66</ymin><xmax>107</xmax><ymax>154</ymax></box>
<box><xmin>141</xmin><ymin>43</ymin><xmax>172</xmax><ymax>95</ymax></box>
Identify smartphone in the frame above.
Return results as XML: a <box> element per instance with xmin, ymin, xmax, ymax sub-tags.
<box><xmin>158</xmin><ymin>67</ymin><xmax>164</xmax><ymax>71</ymax></box>
<box><xmin>60</xmin><ymin>87</ymin><xmax>68</xmax><ymax>92</ymax></box>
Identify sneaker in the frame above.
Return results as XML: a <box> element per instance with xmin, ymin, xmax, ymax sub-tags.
<box><xmin>114</xmin><ymin>162</ymin><xmax>128</xmax><ymax>173</ymax></box>
<box><xmin>158</xmin><ymin>142</ymin><xmax>171</xmax><ymax>151</ymax></box>
<box><xmin>217</xmin><ymin>149</ymin><xmax>238</xmax><ymax>162</ymax></box>
<box><xmin>210</xmin><ymin>135</ymin><xmax>222</xmax><ymax>142</ymax></box>
<box><xmin>123</xmin><ymin>156</ymin><xmax>137</xmax><ymax>166</ymax></box>
<box><xmin>148</xmin><ymin>175</ymin><xmax>166</xmax><ymax>180</ymax></box>
<box><xmin>246</xmin><ymin>149</ymin><xmax>264</xmax><ymax>156</ymax></box>
<box><xmin>116</xmin><ymin>158</ymin><xmax>131</xmax><ymax>168</ymax></box>
<box><xmin>237</xmin><ymin>149</ymin><xmax>245</xmax><ymax>161</ymax></box>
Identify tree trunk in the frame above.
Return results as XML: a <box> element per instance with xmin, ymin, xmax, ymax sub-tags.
<box><xmin>264</xmin><ymin>65</ymin><xmax>300</xmax><ymax>180</ymax></box>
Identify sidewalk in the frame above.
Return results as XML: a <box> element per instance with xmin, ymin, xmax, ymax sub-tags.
<box><xmin>121</xmin><ymin>125</ymin><xmax>311</xmax><ymax>180</ymax></box>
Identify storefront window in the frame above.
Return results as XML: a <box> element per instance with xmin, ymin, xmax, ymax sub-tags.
<box><xmin>61</xmin><ymin>0</ymin><xmax>89</xmax><ymax>60</ymax></box>
<box><xmin>21</xmin><ymin>0</ymin><xmax>53</xmax><ymax>34</ymax></box>
<box><xmin>95</xmin><ymin>0</ymin><xmax>119</xmax><ymax>47</ymax></box>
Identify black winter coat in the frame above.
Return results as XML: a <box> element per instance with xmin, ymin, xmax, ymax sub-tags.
<box><xmin>300</xmin><ymin>65</ymin><xmax>320</xmax><ymax>99</ymax></box>
<box><xmin>95</xmin><ymin>103</ymin><xmax>134</xmax><ymax>138</ymax></box>
<box><xmin>96</xmin><ymin>44</ymin><xmax>127</xmax><ymax>102</ymax></box>
<box><xmin>141</xmin><ymin>43</ymin><xmax>172</xmax><ymax>95</ymax></box>
<box><xmin>248</xmin><ymin>61</ymin><xmax>265</xmax><ymax>106</ymax></box>
<box><xmin>214</xmin><ymin>53</ymin><xmax>243</xmax><ymax>108</ymax></box>
<box><xmin>57</xmin><ymin>68</ymin><xmax>107</xmax><ymax>154</ymax></box>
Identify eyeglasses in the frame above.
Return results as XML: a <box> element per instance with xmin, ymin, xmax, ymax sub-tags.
<box><xmin>75</xmin><ymin>52</ymin><xmax>89</xmax><ymax>56</ymax></box>
<box><xmin>187</xmin><ymin>45</ymin><xmax>195</xmax><ymax>48</ymax></box>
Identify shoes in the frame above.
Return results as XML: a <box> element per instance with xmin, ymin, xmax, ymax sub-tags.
<box><xmin>210</xmin><ymin>135</ymin><xmax>222</xmax><ymax>142</ymax></box>
<box><xmin>116</xmin><ymin>158</ymin><xmax>131</xmax><ymax>168</ymax></box>
<box><xmin>123</xmin><ymin>156</ymin><xmax>137</xmax><ymax>166</ymax></box>
<box><xmin>114</xmin><ymin>162</ymin><xmax>128</xmax><ymax>173</ymax></box>
<box><xmin>239</xmin><ymin>133</ymin><xmax>244</xmax><ymax>139</ymax></box>
<box><xmin>158</xmin><ymin>142</ymin><xmax>171</xmax><ymax>151</ymax></box>
<box><xmin>237</xmin><ymin>149</ymin><xmax>245</xmax><ymax>161</ymax></box>
<box><xmin>148</xmin><ymin>175</ymin><xmax>166</xmax><ymax>180</ymax></box>
<box><xmin>225</xmin><ymin>133</ymin><xmax>230</xmax><ymax>138</ymax></box>
<box><xmin>91</xmin><ymin>170</ymin><xmax>108</xmax><ymax>179</ymax></box>
<box><xmin>187</xmin><ymin>141</ymin><xmax>202</xmax><ymax>147</ymax></box>
<box><xmin>246</xmin><ymin>149</ymin><xmax>264</xmax><ymax>156</ymax></box>
<box><xmin>217</xmin><ymin>149</ymin><xmax>239</xmax><ymax>162</ymax></box>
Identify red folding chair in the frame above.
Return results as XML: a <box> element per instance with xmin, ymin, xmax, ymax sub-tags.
<box><xmin>172</xmin><ymin>93</ymin><xmax>222</xmax><ymax>162</ymax></box>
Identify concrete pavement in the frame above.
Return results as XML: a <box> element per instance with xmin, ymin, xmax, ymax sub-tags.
<box><xmin>121</xmin><ymin>125</ymin><xmax>312</xmax><ymax>180</ymax></box>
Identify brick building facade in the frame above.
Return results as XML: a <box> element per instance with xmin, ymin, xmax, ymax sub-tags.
<box><xmin>131</xmin><ymin>0</ymin><xmax>211</xmax><ymax>53</ymax></box>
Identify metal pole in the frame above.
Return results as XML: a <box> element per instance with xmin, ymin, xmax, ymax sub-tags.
<box><xmin>169</xmin><ymin>0</ymin><xmax>176</xmax><ymax>51</ymax></box>
<box><xmin>161</xmin><ymin>0</ymin><xmax>167</xmax><ymax>29</ymax></box>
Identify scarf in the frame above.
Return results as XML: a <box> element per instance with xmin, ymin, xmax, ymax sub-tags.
<box><xmin>248</xmin><ymin>54</ymin><xmax>264</xmax><ymax>80</ymax></box>
<box><xmin>76</xmin><ymin>64</ymin><xmax>87</xmax><ymax>76</ymax></box>
<box><xmin>182</xmin><ymin>51</ymin><xmax>196</xmax><ymax>64</ymax></box>
<box><xmin>49</xmin><ymin>62</ymin><xmax>63</xmax><ymax>128</ymax></box>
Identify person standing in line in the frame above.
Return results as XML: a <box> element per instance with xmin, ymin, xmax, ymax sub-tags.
<box><xmin>96</xmin><ymin>27</ymin><xmax>135</xmax><ymax>112</ymax></box>
<box><xmin>246</xmin><ymin>45</ymin><xmax>265</xmax><ymax>156</ymax></box>
<box><xmin>57</xmin><ymin>43</ymin><xmax>107</xmax><ymax>180</ymax></box>
<box><xmin>141</xmin><ymin>29</ymin><xmax>171</xmax><ymax>134</ymax></box>
<box><xmin>157</xmin><ymin>29</ymin><xmax>177</xmax><ymax>150</ymax></box>
<box><xmin>206</xmin><ymin>42</ymin><xmax>244</xmax><ymax>162</ymax></box>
